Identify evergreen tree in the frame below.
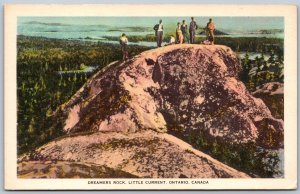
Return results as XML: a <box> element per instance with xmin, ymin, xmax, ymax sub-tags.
<box><xmin>73</xmin><ymin>73</ymin><xmax>77</xmax><ymax>82</ymax></box>
<box><xmin>28</xmin><ymin>117</ymin><xmax>36</xmax><ymax>134</ymax></box>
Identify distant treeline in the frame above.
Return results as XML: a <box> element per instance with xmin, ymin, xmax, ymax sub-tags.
<box><xmin>103</xmin><ymin>35</ymin><xmax>283</xmax><ymax>54</ymax></box>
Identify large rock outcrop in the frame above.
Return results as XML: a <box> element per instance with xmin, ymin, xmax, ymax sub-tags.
<box><xmin>19</xmin><ymin>44</ymin><xmax>284</xmax><ymax>178</ymax></box>
<box><xmin>58</xmin><ymin>44</ymin><xmax>283</xmax><ymax>149</ymax></box>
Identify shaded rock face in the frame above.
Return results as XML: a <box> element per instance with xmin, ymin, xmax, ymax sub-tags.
<box><xmin>19</xmin><ymin>131</ymin><xmax>250</xmax><ymax>178</ymax></box>
<box><xmin>252</xmin><ymin>82</ymin><xmax>284</xmax><ymax>120</ymax></box>
<box><xmin>58</xmin><ymin>44</ymin><xmax>283</xmax><ymax>149</ymax></box>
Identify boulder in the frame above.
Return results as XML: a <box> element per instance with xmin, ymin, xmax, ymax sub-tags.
<box><xmin>58</xmin><ymin>44</ymin><xmax>283</xmax><ymax>149</ymax></box>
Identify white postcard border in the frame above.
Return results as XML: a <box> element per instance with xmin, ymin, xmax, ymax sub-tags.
<box><xmin>4</xmin><ymin>4</ymin><xmax>297</xmax><ymax>190</ymax></box>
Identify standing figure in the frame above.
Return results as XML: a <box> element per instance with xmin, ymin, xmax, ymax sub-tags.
<box><xmin>189</xmin><ymin>17</ymin><xmax>198</xmax><ymax>44</ymax></box>
<box><xmin>176</xmin><ymin>22</ymin><xmax>184</xmax><ymax>44</ymax></box>
<box><xmin>153</xmin><ymin>19</ymin><xmax>164</xmax><ymax>47</ymax></box>
<box><xmin>119</xmin><ymin>33</ymin><xmax>128</xmax><ymax>61</ymax></box>
<box><xmin>181</xmin><ymin>20</ymin><xmax>189</xmax><ymax>43</ymax></box>
<box><xmin>206</xmin><ymin>18</ymin><xmax>216</xmax><ymax>45</ymax></box>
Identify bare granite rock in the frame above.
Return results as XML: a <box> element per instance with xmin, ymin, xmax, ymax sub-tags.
<box><xmin>18</xmin><ymin>160</ymin><xmax>138</xmax><ymax>178</ymax></box>
<box><xmin>19</xmin><ymin>131</ymin><xmax>250</xmax><ymax>178</ymax></box>
<box><xmin>57</xmin><ymin>44</ymin><xmax>283</xmax><ymax>149</ymax></box>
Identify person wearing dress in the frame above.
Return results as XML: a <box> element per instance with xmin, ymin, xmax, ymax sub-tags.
<box><xmin>181</xmin><ymin>20</ymin><xmax>189</xmax><ymax>43</ymax></box>
<box><xmin>176</xmin><ymin>22</ymin><xmax>184</xmax><ymax>44</ymax></box>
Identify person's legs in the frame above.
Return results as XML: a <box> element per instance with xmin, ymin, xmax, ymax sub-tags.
<box><xmin>179</xmin><ymin>34</ymin><xmax>183</xmax><ymax>44</ymax></box>
<box><xmin>206</xmin><ymin>30</ymin><xmax>209</xmax><ymax>40</ymax></box>
<box><xmin>156</xmin><ymin>31</ymin><xmax>162</xmax><ymax>47</ymax></box>
<box><xmin>157</xmin><ymin>31</ymin><xmax>163</xmax><ymax>47</ymax></box>
<box><xmin>209</xmin><ymin>30</ymin><xmax>214</xmax><ymax>45</ymax></box>
<box><xmin>191</xmin><ymin>31</ymin><xmax>195</xmax><ymax>44</ymax></box>
<box><xmin>121</xmin><ymin>46</ymin><xmax>125</xmax><ymax>61</ymax></box>
<box><xmin>124</xmin><ymin>46</ymin><xmax>128</xmax><ymax>60</ymax></box>
<box><xmin>185</xmin><ymin>33</ymin><xmax>189</xmax><ymax>43</ymax></box>
<box><xmin>121</xmin><ymin>45</ymin><xmax>128</xmax><ymax>61</ymax></box>
<box><xmin>183</xmin><ymin>33</ymin><xmax>188</xmax><ymax>43</ymax></box>
<box><xmin>160</xmin><ymin>32</ymin><xmax>164</xmax><ymax>46</ymax></box>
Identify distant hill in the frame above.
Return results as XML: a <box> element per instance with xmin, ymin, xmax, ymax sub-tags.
<box><xmin>250</xmin><ymin>29</ymin><xmax>284</xmax><ymax>35</ymax></box>
<box><xmin>198</xmin><ymin>28</ymin><xmax>229</xmax><ymax>35</ymax></box>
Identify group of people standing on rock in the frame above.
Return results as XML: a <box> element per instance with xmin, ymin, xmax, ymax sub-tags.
<box><xmin>174</xmin><ymin>17</ymin><xmax>198</xmax><ymax>45</ymax></box>
<box><xmin>119</xmin><ymin>17</ymin><xmax>216</xmax><ymax>61</ymax></box>
<box><xmin>154</xmin><ymin>17</ymin><xmax>216</xmax><ymax>47</ymax></box>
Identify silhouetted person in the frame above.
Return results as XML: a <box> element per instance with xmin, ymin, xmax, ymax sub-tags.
<box><xmin>181</xmin><ymin>20</ymin><xmax>189</xmax><ymax>43</ymax></box>
<box><xmin>119</xmin><ymin>33</ymin><xmax>128</xmax><ymax>61</ymax></box>
<box><xmin>154</xmin><ymin>19</ymin><xmax>164</xmax><ymax>47</ymax></box>
<box><xmin>189</xmin><ymin>17</ymin><xmax>198</xmax><ymax>44</ymax></box>
<box><xmin>206</xmin><ymin>18</ymin><xmax>216</xmax><ymax>45</ymax></box>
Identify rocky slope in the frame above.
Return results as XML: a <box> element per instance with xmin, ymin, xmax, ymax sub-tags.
<box><xmin>58</xmin><ymin>44</ymin><xmax>283</xmax><ymax>149</ymax></box>
<box><xmin>18</xmin><ymin>44</ymin><xmax>284</xmax><ymax>178</ymax></box>
<box><xmin>18</xmin><ymin>161</ymin><xmax>138</xmax><ymax>178</ymax></box>
<box><xmin>19</xmin><ymin>131</ymin><xmax>249</xmax><ymax>178</ymax></box>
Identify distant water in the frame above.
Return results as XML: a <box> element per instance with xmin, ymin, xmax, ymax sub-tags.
<box><xmin>18</xmin><ymin>17</ymin><xmax>284</xmax><ymax>41</ymax></box>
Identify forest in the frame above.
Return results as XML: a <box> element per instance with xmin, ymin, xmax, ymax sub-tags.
<box><xmin>17</xmin><ymin>35</ymin><xmax>283</xmax><ymax>177</ymax></box>
<box><xmin>17</xmin><ymin>35</ymin><xmax>150</xmax><ymax>154</ymax></box>
<box><xmin>103</xmin><ymin>35</ymin><xmax>283</xmax><ymax>54</ymax></box>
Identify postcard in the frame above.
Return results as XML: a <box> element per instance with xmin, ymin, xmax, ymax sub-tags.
<box><xmin>4</xmin><ymin>4</ymin><xmax>297</xmax><ymax>190</ymax></box>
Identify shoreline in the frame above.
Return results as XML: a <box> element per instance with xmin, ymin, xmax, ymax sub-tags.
<box><xmin>17</xmin><ymin>34</ymin><xmax>284</xmax><ymax>42</ymax></box>
<box><xmin>17</xmin><ymin>34</ymin><xmax>284</xmax><ymax>56</ymax></box>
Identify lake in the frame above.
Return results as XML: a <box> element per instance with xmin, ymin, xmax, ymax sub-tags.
<box><xmin>18</xmin><ymin>16</ymin><xmax>284</xmax><ymax>40</ymax></box>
